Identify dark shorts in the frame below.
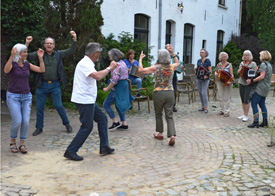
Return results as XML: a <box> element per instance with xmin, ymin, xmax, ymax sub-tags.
<box><xmin>239</xmin><ymin>84</ymin><xmax>253</xmax><ymax>104</ymax></box>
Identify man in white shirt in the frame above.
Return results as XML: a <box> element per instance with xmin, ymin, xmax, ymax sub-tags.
<box><xmin>64</xmin><ymin>42</ymin><xmax>117</xmax><ymax>161</ymax></box>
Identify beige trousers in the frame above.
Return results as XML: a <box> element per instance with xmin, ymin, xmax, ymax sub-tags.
<box><xmin>217</xmin><ymin>81</ymin><xmax>232</xmax><ymax>114</ymax></box>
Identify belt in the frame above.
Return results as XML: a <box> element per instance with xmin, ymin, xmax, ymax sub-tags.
<box><xmin>43</xmin><ymin>80</ymin><xmax>57</xmax><ymax>84</ymax></box>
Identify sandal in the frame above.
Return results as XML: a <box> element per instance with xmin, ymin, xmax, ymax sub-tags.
<box><xmin>169</xmin><ymin>137</ymin><xmax>175</xmax><ymax>146</ymax></box>
<box><xmin>10</xmin><ymin>143</ymin><xmax>19</xmax><ymax>153</ymax></box>
<box><xmin>153</xmin><ymin>132</ymin><xmax>163</xmax><ymax>140</ymax></box>
<box><xmin>19</xmin><ymin>145</ymin><xmax>28</xmax><ymax>154</ymax></box>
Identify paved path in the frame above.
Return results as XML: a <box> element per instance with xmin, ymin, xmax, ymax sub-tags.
<box><xmin>1</xmin><ymin>88</ymin><xmax>275</xmax><ymax>196</ymax></box>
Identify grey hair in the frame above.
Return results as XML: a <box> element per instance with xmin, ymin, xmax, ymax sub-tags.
<box><xmin>242</xmin><ymin>50</ymin><xmax>253</xmax><ymax>61</ymax></box>
<box><xmin>108</xmin><ymin>48</ymin><xmax>124</xmax><ymax>62</ymax></box>
<box><xmin>201</xmin><ymin>48</ymin><xmax>209</xmax><ymax>57</ymax></box>
<box><xmin>158</xmin><ymin>49</ymin><xmax>171</xmax><ymax>65</ymax></box>
<box><xmin>44</xmin><ymin>37</ymin><xmax>55</xmax><ymax>44</ymax></box>
<box><xmin>85</xmin><ymin>42</ymin><xmax>101</xmax><ymax>55</ymax></box>
<box><xmin>219</xmin><ymin>52</ymin><xmax>229</xmax><ymax>61</ymax></box>
<box><xmin>12</xmin><ymin>43</ymin><xmax>28</xmax><ymax>63</ymax></box>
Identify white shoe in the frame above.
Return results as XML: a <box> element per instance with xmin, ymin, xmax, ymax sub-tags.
<box><xmin>238</xmin><ymin>115</ymin><xmax>245</xmax><ymax>120</ymax></box>
<box><xmin>242</xmin><ymin>116</ymin><xmax>249</xmax><ymax>122</ymax></box>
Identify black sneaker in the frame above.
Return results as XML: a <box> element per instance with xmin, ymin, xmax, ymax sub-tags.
<box><xmin>136</xmin><ymin>93</ymin><xmax>141</xmax><ymax>97</ymax></box>
<box><xmin>117</xmin><ymin>124</ymin><xmax>129</xmax><ymax>130</ymax></box>
<box><xmin>100</xmin><ymin>146</ymin><xmax>115</xmax><ymax>155</ymax></box>
<box><xmin>108</xmin><ymin>122</ymin><xmax>121</xmax><ymax>130</ymax></box>
<box><xmin>173</xmin><ymin>106</ymin><xmax>177</xmax><ymax>112</ymax></box>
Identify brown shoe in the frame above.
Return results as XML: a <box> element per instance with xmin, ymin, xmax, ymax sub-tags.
<box><xmin>217</xmin><ymin>111</ymin><xmax>224</xmax><ymax>115</ymax></box>
<box><xmin>169</xmin><ymin>137</ymin><xmax>175</xmax><ymax>146</ymax></box>
<box><xmin>153</xmin><ymin>132</ymin><xmax>163</xmax><ymax>140</ymax></box>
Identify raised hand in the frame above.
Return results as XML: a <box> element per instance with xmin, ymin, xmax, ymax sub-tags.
<box><xmin>70</xmin><ymin>31</ymin><xmax>77</xmax><ymax>41</ymax></box>
<box><xmin>25</xmin><ymin>36</ymin><xmax>33</xmax><ymax>46</ymax></box>
<box><xmin>11</xmin><ymin>47</ymin><xmax>18</xmax><ymax>57</ymax></box>
<box><xmin>37</xmin><ymin>48</ymin><xmax>44</xmax><ymax>58</ymax></box>
<box><xmin>139</xmin><ymin>51</ymin><xmax>146</xmax><ymax>60</ymax></box>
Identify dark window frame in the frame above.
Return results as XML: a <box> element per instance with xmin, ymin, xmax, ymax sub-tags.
<box><xmin>183</xmin><ymin>24</ymin><xmax>194</xmax><ymax>64</ymax></box>
<box><xmin>165</xmin><ymin>21</ymin><xmax>172</xmax><ymax>44</ymax></box>
<box><xmin>134</xmin><ymin>14</ymin><xmax>149</xmax><ymax>46</ymax></box>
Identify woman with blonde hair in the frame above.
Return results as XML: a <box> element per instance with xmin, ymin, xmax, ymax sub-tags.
<box><xmin>247</xmin><ymin>50</ymin><xmax>272</xmax><ymax>128</ymax></box>
<box><xmin>4</xmin><ymin>44</ymin><xmax>45</xmax><ymax>153</ymax></box>
<box><xmin>237</xmin><ymin>50</ymin><xmax>257</xmax><ymax>122</ymax></box>
<box><xmin>215</xmin><ymin>52</ymin><xmax>234</xmax><ymax>117</ymax></box>
<box><xmin>138</xmin><ymin>44</ymin><xmax>179</xmax><ymax>146</ymax></box>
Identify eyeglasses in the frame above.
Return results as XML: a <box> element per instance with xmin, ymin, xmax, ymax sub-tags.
<box><xmin>45</xmin><ymin>43</ymin><xmax>54</xmax><ymax>45</ymax></box>
<box><xmin>96</xmin><ymin>48</ymin><xmax>103</xmax><ymax>52</ymax></box>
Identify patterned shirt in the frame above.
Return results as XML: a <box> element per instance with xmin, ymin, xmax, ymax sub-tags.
<box><xmin>154</xmin><ymin>64</ymin><xmax>174</xmax><ymax>91</ymax></box>
<box><xmin>110</xmin><ymin>60</ymin><xmax>129</xmax><ymax>85</ymax></box>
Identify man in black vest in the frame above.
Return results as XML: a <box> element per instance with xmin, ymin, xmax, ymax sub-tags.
<box><xmin>25</xmin><ymin>31</ymin><xmax>77</xmax><ymax>136</ymax></box>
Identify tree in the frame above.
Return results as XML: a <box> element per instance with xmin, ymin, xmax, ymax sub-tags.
<box><xmin>1</xmin><ymin>0</ymin><xmax>45</xmax><ymax>96</ymax></box>
<box><xmin>245</xmin><ymin>0</ymin><xmax>275</xmax><ymax>63</ymax></box>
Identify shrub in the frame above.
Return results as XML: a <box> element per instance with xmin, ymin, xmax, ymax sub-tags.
<box><xmin>223</xmin><ymin>41</ymin><xmax>243</xmax><ymax>78</ymax></box>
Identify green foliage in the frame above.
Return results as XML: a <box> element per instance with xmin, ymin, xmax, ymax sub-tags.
<box><xmin>245</xmin><ymin>0</ymin><xmax>275</xmax><ymax>64</ymax></box>
<box><xmin>223</xmin><ymin>41</ymin><xmax>243</xmax><ymax>78</ymax></box>
<box><xmin>1</xmin><ymin>0</ymin><xmax>45</xmax><ymax>51</ymax></box>
<box><xmin>98</xmin><ymin>31</ymin><xmax>154</xmax><ymax>89</ymax></box>
<box><xmin>96</xmin><ymin>90</ymin><xmax>109</xmax><ymax>107</ymax></box>
<box><xmin>39</xmin><ymin>0</ymin><xmax>104</xmax><ymax>107</ymax></box>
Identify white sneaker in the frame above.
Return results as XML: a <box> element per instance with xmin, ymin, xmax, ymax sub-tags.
<box><xmin>238</xmin><ymin>115</ymin><xmax>245</xmax><ymax>120</ymax></box>
<box><xmin>242</xmin><ymin>116</ymin><xmax>249</xmax><ymax>122</ymax></box>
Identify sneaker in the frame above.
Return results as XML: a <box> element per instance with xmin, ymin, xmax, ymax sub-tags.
<box><xmin>173</xmin><ymin>106</ymin><xmax>177</xmax><ymax>112</ymax></box>
<box><xmin>108</xmin><ymin>122</ymin><xmax>121</xmax><ymax>130</ymax></box>
<box><xmin>136</xmin><ymin>93</ymin><xmax>141</xmax><ymax>97</ymax></box>
<box><xmin>32</xmin><ymin>128</ymin><xmax>43</xmax><ymax>136</ymax></box>
<box><xmin>198</xmin><ymin>108</ymin><xmax>204</xmax><ymax>112</ymax></box>
<box><xmin>238</xmin><ymin>115</ymin><xmax>245</xmax><ymax>120</ymax></box>
<box><xmin>204</xmin><ymin>109</ymin><xmax>208</xmax><ymax>113</ymax></box>
<box><xmin>242</xmin><ymin>116</ymin><xmax>249</xmax><ymax>122</ymax></box>
<box><xmin>117</xmin><ymin>124</ymin><xmax>129</xmax><ymax>130</ymax></box>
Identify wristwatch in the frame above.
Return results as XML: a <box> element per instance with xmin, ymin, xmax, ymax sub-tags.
<box><xmin>106</xmin><ymin>67</ymin><xmax>111</xmax><ymax>72</ymax></box>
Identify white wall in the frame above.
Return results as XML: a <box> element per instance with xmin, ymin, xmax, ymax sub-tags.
<box><xmin>101</xmin><ymin>0</ymin><xmax>241</xmax><ymax>79</ymax></box>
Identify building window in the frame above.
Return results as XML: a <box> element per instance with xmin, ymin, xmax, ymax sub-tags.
<box><xmin>165</xmin><ymin>21</ymin><xmax>172</xmax><ymax>44</ymax></box>
<box><xmin>216</xmin><ymin>30</ymin><xmax>224</xmax><ymax>64</ymax></box>
<box><xmin>183</xmin><ymin>24</ymin><xmax>193</xmax><ymax>64</ymax></box>
<box><xmin>219</xmin><ymin>0</ymin><xmax>225</xmax><ymax>6</ymax></box>
<box><xmin>202</xmin><ymin>40</ymin><xmax>206</xmax><ymax>49</ymax></box>
<box><xmin>134</xmin><ymin>14</ymin><xmax>149</xmax><ymax>46</ymax></box>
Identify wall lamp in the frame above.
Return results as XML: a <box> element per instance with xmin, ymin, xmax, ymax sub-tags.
<box><xmin>178</xmin><ymin>2</ymin><xmax>184</xmax><ymax>13</ymax></box>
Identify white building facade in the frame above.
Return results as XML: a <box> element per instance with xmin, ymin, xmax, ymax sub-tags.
<box><xmin>101</xmin><ymin>0</ymin><xmax>242</xmax><ymax>79</ymax></box>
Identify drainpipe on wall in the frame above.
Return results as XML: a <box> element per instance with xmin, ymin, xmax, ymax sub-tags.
<box><xmin>158</xmin><ymin>0</ymin><xmax>162</xmax><ymax>49</ymax></box>
<box><xmin>239</xmin><ymin>0</ymin><xmax>242</xmax><ymax>35</ymax></box>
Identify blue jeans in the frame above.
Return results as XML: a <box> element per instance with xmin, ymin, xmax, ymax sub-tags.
<box><xmin>129</xmin><ymin>76</ymin><xmax>142</xmax><ymax>92</ymax></box>
<box><xmin>66</xmin><ymin>103</ymin><xmax>109</xmax><ymax>154</ymax></box>
<box><xmin>103</xmin><ymin>90</ymin><xmax>126</xmax><ymax>122</ymax></box>
<box><xmin>35</xmin><ymin>81</ymin><xmax>69</xmax><ymax>129</ymax></box>
<box><xmin>251</xmin><ymin>92</ymin><xmax>267</xmax><ymax>122</ymax></box>
<box><xmin>196</xmin><ymin>79</ymin><xmax>210</xmax><ymax>108</ymax></box>
<box><xmin>6</xmin><ymin>91</ymin><xmax>32</xmax><ymax>140</ymax></box>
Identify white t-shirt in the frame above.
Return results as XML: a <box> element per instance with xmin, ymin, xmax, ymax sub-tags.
<box><xmin>71</xmin><ymin>55</ymin><xmax>97</xmax><ymax>104</ymax></box>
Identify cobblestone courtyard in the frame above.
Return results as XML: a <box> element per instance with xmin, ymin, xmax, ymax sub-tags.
<box><xmin>1</xmin><ymin>88</ymin><xmax>275</xmax><ymax>196</ymax></box>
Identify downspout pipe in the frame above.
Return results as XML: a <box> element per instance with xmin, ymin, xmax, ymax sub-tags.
<box><xmin>158</xmin><ymin>0</ymin><xmax>162</xmax><ymax>49</ymax></box>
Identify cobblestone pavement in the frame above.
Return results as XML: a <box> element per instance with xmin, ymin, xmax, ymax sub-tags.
<box><xmin>1</xmin><ymin>88</ymin><xmax>275</xmax><ymax>196</ymax></box>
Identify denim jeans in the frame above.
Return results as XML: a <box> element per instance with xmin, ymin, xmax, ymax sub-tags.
<box><xmin>6</xmin><ymin>91</ymin><xmax>32</xmax><ymax>140</ymax></box>
<box><xmin>103</xmin><ymin>90</ymin><xmax>126</xmax><ymax>122</ymax></box>
<box><xmin>66</xmin><ymin>103</ymin><xmax>109</xmax><ymax>154</ymax></box>
<box><xmin>35</xmin><ymin>81</ymin><xmax>69</xmax><ymax>129</ymax></box>
<box><xmin>173</xmin><ymin>76</ymin><xmax>177</xmax><ymax>106</ymax></box>
<box><xmin>251</xmin><ymin>92</ymin><xmax>267</xmax><ymax>122</ymax></box>
<box><xmin>196</xmin><ymin>79</ymin><xmax>210</xmax><ymax>108</ymax></box>
<box><xmin>129</xmin><ymin>77</ymin><xmax>142</xmax><ymax>92</ymax></box>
